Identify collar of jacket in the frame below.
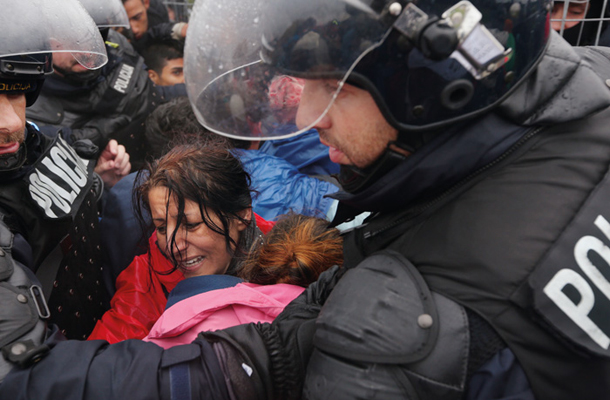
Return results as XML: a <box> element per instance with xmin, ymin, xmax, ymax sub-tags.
<box><xmin>0</xmin><ymin>122</ymin><xmax>44</xmax><ymax>182</ymax></box>
<box><xmin>498</xmin><ymin>31</ymin><xmax>610</xmax><ymax>125</ymax></box>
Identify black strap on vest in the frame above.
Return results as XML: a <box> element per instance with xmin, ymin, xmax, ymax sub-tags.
<box><xmin>35</xmin><ymin>235</ymin><xmax>68</xmax><ymax>303</ymax></box>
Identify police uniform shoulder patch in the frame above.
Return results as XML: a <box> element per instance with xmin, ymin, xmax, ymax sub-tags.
<box><xmin>530</xmin><ymin>166</ymin><xmax>610</xmax><ymax>357</ymax></box>
<box><xmin>27</xmin><ymin>137</ymin><xmax>93</xmax><ymax>219</ymax></box>
<box><xmin>111</xmin><ymin>63</ymin><xmax>135</xmax><ymax>94</ymax></box>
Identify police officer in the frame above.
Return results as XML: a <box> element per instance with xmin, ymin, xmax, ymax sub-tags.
<box><xmin>186</xmin><ymin>0</ymin><xmax>610</xmax><ymax>398</ymax></box>
<box><xmin>3</xmin><ymin>0</ymin><xmax>610</xmax><ymax>398</ymax></box>
<box><xmin>26</xmin><ymin>0</ymin><xmax>158</xmax><ymax>170</ymax></box>
<box><xmin>0</xmin><ymin>0</ymin><xmax>133</xmax><ymax>344</ymax></box>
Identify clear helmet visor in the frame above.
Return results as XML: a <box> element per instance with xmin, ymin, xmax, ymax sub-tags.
<box><xmin>78</xmin><ymin>0</ymin><xmax>130</xmax><ymax>28</ymax></box>
<box><xmin>185</xmin><ymin>0</ymin><xmax>393</xmax><ymax>140</ymax></box>
<box><xmin>0</xmin><ymin>0</ymin><xmax>107</xmax><ymax>69</ymax></box>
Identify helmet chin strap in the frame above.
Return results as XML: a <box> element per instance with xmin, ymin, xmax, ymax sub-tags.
<box><xmin>0</xmin><ymin>142</ymin><xmax>27</xmax><ymax>173</ymax></box>
<box><xmin>337</xmin><ymin>126</ymin><xmax>444</xmax><ymax>194</ymax></box>
<box><xmin>337</xmin><ymin>141</ymin><xmax>411</xmax><ymax>194</ymax></box>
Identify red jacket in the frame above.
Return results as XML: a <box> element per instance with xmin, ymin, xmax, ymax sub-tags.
<box><xmin>88</xmin><ymin>213</ymin><xmax>274</xmax><ymax>344</ymax></box>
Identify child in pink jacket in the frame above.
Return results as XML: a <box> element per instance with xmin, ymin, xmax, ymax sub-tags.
<box><xmin>144</xmin><ymin>214</ymin><xmax>343</xmax><ymax>348</ymax></box>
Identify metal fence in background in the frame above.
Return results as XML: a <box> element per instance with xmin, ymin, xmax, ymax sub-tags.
<box><xmin>161</xmin><ymin>0</ymin><xmax>610</xmax><ymax>47</ymax></box>
<box><xmin>551</xmin><ymin>0</ymin><xmax>610</xmax><ymax>46</ymax></box>
<box><xmin>163</xmin><ymin>0</ymin><xmax>194</xmax><ymax>23</ymax></box>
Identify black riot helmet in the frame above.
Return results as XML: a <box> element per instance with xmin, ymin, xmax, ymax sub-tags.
<box><xmin>0</xmin><ymin>54</ymin><xmax>52</xmax><ymax>107</ymax></box>
<box><xmin>185</xmin><ymin>0</ymin><xmax>552</xmax><ymax>147</ymax></box>
<box><xmin>0</xmin><ymin>0</ymin><xmax>108</xmax><ymax>107</ymax></box>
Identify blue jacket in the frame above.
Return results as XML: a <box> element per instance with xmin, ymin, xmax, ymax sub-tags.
<box><xmin>234</xmin><ymin>149</ymin><xmax>339</xmax><ymax>221</ymax></box>
<box><xmin>258</xmin><ymin>128</ymin><xmax>340</xmax><ymax>176</ymax></box>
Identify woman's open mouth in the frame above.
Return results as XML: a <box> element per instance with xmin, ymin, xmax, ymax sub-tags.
<box><xmin>179</xmin><ymin>255</ymin><xmax>205</xmax><ymax>271</ymax></box>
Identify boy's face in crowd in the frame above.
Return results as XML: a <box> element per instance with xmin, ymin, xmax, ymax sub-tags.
<box><xmin>551</xmin><ymin>0</ymin><xmax>589</xmax><ymax>31</ymax></box>
<box><xmin>123</xmin><ymin>0</ymin><xmax>150</xmax><ymax>40</ymax></box>
<box><xmin>149</xmin><ymin>58</ymin><xmax>185</xmax><ymax>86</ymax></box>
<box><xmin>295</xmin><ymin>79</ymin><xmax>399</xmax><ymax>169</ymax></box>
<box><xmin>0</xmin><ymin>93</ymin><xmax>26</xmax><ymax>157</ymax></box>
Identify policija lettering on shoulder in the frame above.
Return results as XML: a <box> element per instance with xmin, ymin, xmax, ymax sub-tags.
<box><xmin>528</xmin><ymin>166</ymin><xmax>610</xmax><ymax>357</ymax></box>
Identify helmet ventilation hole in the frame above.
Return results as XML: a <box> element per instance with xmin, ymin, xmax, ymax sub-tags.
<box><xmin>441</xmin><ymin>79</ymin><xmax>474</xmax><ymax>110</ymax></box>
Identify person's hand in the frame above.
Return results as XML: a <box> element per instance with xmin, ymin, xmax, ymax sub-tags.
<box><xmin>171</xmin><ymin>22</ymin><xmax>188</xmax><ymax>41</ymax></box>
<box><xmin>94</xmin><ymin>139</ymin><xmax>131</xmax><ymax>189</ymax></box>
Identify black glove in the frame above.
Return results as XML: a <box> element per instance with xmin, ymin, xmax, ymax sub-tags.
<box><xmin>201</xmin><ymin>265</ymin><xmax>345</xmax><ymax>400</ymax></box>
<box><xmin>72</xmin><ymin>115</ymin><xmax>131</xmax><ymax>149</ymax></box>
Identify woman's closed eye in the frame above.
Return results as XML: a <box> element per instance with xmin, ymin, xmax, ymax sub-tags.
<box><xmin>185</xmin><ymin>222</ymin><xmax>202</xmax><ymax>231</ymax></box>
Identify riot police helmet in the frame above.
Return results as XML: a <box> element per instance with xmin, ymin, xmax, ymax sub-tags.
<box><xmin>78</xmin><ymin>0</ymin><xmax>130</xmax><ymax>29</ymax></box>
<box><xmin>185</xmin><ymin>0</ymin><xmax>552</xmax><ymax>149</ymax></box>
<box><xmin>0</xmin><ymin>0</ymin><xmax>107</xmax><ymax>106</ymax></box>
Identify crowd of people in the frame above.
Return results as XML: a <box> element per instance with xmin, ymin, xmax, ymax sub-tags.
<box><xmin>1</xmin><ymin>0</ymin><xmax>610</xmax><ymax>398</ymax></box>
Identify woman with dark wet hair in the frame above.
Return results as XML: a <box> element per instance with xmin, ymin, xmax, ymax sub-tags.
<box><xmin>88</xmin><ymin>143</ymin><xmax>273</xmax><ymax>343</ymax></box>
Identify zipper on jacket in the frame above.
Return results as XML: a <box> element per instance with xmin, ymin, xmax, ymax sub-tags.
<box><xmin>363</xmin><ymin>126</ymin><xmax>545</xmax><ymax>240</ymax></box>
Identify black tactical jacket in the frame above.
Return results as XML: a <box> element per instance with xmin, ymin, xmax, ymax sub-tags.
<box><xmin>331</xmin><ymin>32</ymin><xmax>610</xmax><ymax>399</ymax></box>
<box><xmin>0</xmin><ymin>123</ymin><xmax>107</xmax><ymax>340</ymax></box>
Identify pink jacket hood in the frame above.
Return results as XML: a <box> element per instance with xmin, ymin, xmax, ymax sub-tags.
<box><xmin>143</xmin><ymin>282</ymin><xmax>304</xmax><ymax>349</ymax></box>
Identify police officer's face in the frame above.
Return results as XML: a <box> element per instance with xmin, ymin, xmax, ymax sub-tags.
<box><xmin>0</xmin><ymin>94</ymin><xmax>26</xmax><ymax>156</ymax></box>
<box><xmin>123</xmin><ymin>0</ymin><xmax>150</xmax><ymax>40</ymax></box>
<box><xmin>52</xmin><ymin>52</ymin><xmax>88</xmax><ymax>75</ymax></box>
<box><xmin>296</xmin><ymin>80</ymin><xmax>399</xmax><ymax>169</ymax></box>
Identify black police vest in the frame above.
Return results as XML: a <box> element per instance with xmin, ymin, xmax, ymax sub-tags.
<box><xmin>0</xmin><ymin>133</ymin><xmax>106</xmax><ymax>340</ymax></box>
<box><xmin>341</xmin><ymin>109</ymin><xmax>610</xmax><ymax>399</ymax></box>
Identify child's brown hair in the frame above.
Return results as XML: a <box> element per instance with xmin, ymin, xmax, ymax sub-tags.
<box><xmin>239</xmin><ymin>214</ymin><xmax>343</xmax><ymax>287</ymax></box>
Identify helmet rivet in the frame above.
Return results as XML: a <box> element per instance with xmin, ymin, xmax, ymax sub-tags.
<box><xmin>6</xmin><ymin>63</ymin><xmax>14</xmax><ymax>71</ymax></box>
<box><xmin>451</xmin><ymin>12</ymin><xmax>464</xmax><ymax>26</ymax></box>
<box><xmin>11</xmin><ymin>343</ymin><xmax>27</xmax><ymax>356</ymax></box>
<box><xmin>389</xmin><ymin>2</ymin><xmax>402</xmax><ymax>16</ymax></box>
<box><xmin>413</xmin><ymin>105</ymin><xmax>425</xmax><ymax>117</ymax></box>
<box><xmin>37</xmin><ymin>65</ymin><xmax>43</xmax><ymax>72</ymax></box>
<box><xmin>417</xmin><ymin>314</ymin><xmax>433</xmax><ymax>329</ymax></box>
<box><xmin>505</xmin><ymin>71</ymin><xmax>516</xmax><ymax>84</ymax></box>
